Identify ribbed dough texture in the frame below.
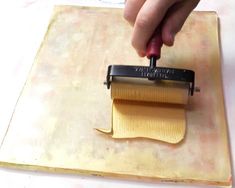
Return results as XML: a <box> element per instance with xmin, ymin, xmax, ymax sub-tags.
<box><xmin>112</xmin><ymin>100</ymin><xmax>186</xmax><ymax>143</ymax></box>
<box><xmin>111</xmin><ymin>80</ymin><xmax>189</xmax><ymax>104</ymax></box>
<box><xmin>97</xmin><ymin>78</ymin><xmax>189</xmax><ymax>143</ymax></box>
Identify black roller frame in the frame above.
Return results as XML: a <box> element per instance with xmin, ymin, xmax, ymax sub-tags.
<box><xmin>105</xmin><ymin>65</ymin><xmax>195</xmax><ymax>96</ymax></box>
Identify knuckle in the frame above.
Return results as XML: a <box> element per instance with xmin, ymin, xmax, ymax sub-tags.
<box><xmin>167</xmin><ymin>18</ymin><xmax>181</xmax><ymax>33</ymax></box>
<box><xmin>123</xmin><ymin>10</ymin><xmax>135</xmax><ymax>24</ymax></box>
<box><xmin>135</xmin><ymin>16</ymin><xmax>151</xmax><ymax>29</ymax></box>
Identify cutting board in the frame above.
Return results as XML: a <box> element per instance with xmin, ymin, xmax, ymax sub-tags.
<box><xmin>0</xmin><ymin>6</ymin><xmax>232</xmax><ymax>187</ymax></box>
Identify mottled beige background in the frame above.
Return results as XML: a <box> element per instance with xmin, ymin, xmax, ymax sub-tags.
<box><xmin>0</xmin><ymin>6</ymin><xmax>231</xmax><ymax>187</ymax></box>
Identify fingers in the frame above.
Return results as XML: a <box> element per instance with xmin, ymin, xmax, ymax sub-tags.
<box><xmin>124</xmin><ymin>0</ymin><xmax>200</xmax><ymax>56</ymax></box>
<box><xmin>161</xmin><ymin>0</ymin><xmax>200</xmax><ymax>46</ymax></box>
<box><xmin>131</xmin><ymin>0</ymin><xmax>175</xmax><ymax>56</ymax></box>
<box><xmin>124</xmin><ymin>0</ymin><xmax>146</xmax><ymax>26</ymax></box>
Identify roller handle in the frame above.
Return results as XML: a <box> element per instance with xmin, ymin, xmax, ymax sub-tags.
<box><xmin>146</xmin><ymin>28</ymin><xmax>163</xmax><ymax>60</ymax></box>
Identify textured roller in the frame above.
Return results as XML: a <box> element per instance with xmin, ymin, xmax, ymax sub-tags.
<box><xmin>111</xmin><ymin>78</ymin><xmax>189</xmax><ymax>105</ymax></box>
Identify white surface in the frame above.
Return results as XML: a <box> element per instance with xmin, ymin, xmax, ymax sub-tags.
<box><xmin>0</xmin><ymin>0</ymin><xmax>234</xmax><ymax>187</ymax></box>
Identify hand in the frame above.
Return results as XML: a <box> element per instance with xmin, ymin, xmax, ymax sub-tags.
<box><xmin>124</xmin><ymin>0</ymin><xmax>200</xmax><ymax>57</ymax></box>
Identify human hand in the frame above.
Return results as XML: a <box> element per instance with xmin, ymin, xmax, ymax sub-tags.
<box><xmin>124</xmin><ymin>0</ymin><xmax>200</xmax><ymax>57</ymax></box>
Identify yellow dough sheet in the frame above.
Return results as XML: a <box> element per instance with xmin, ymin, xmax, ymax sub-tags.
<box><xmin>113</xmin><ymin>100</ymin><xmax>186</xmax><ymax>143</ymax></box>
<box><xmin>98</xmin><ymin>79</ymin><xmax>189</xmax><ymax>143</ymax></box>
<box><xmin>0</xmin><ymin>6</ymin><xmax>232</xmax><ymax>187</ymax></box>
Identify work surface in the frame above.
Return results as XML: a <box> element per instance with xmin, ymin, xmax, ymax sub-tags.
<box><xmin>0</xmin><ymin>1</ymin><xmax>234</xmax><ymax>188</ymax></box>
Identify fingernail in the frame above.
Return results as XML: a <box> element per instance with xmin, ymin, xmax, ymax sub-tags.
<box><xmin>137</xmin><ymin>50</ymin><xmax>146</xmax><ymax>57</ymax></box>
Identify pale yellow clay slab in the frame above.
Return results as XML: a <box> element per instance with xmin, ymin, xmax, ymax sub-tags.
<box><xmin>0</xmin><ymin>6</ymin><xmax>232</xmax><ymax>187</ymax></box>
<box><xmin>98</xmin><ymin>79</ymin><xmax>188</xmax><ymax>143</ymax></box>
<box><xmin>113</xmin><ymin>100</ymin><xmax>186</xmax><ymax>143</ymax></box>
